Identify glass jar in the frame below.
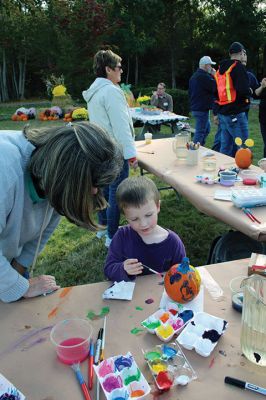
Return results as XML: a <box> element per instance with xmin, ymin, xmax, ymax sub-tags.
<box><xmin>202</xmin><ymin>156</ymin><xmax>217</xmax><ymax>172</ymax></box>
<box><xmin>172</xmin><ymin>132</ymin><xmax>191</xmax><ymax>161</ymax></box>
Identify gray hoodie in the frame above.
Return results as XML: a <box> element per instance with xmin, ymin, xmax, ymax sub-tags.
<box><xmin>0</xmin><ymin>131</ymin><xmax>60</xmax><ymax>303</ymax></box>
<box><xmin>82</xmin><ymin>78</ymin><xmax>136</xmax><ymax>160</ymax></box>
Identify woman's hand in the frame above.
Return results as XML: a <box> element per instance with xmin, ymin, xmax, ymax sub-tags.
<box><xmin>23</xmin><ymin>275</ymin><xmax>60</xmax><ymax>298</ymax></box>
<box><xmin>123</xmin><ymin>259</ymin><xmax>143</xmax><ymax>276</ymax></box>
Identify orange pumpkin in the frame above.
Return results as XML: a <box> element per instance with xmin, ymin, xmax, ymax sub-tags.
<box><xmin>164</xmin><ymin>257</ymin><xmax>201</xmax><ymax>303</ymax></box>
<box><xmin>235</xmin><ymin>148</ymin><xmax>253</xmax><ymax>169</ymax></box>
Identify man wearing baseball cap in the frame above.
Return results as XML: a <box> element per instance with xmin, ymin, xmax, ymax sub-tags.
<box><xmin>189</xmin><ymin>56</ymin><xmax>217</xmax><ymax>145</ymax></box>
<box><xmin>213</xmin><ymin>42</ymin><xmax>251</xmax><ymax>156</ymax></box>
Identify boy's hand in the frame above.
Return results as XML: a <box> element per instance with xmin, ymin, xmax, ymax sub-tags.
<box><xmin>123</xmin><ymin>259</ymin><xmax>143</xmax><ymax>275</ymax></box>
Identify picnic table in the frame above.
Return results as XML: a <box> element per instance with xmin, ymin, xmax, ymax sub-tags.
<box><xmin>136</xmin><ymin>138</ymin><xmax>266</xmax><ymax>241</ymax></box>
<box><xmin>130</xmin><ymin>107</ymin><xmax>188</xmax><ymax>139</ymax></box>
<box><xmin>0</xmin><ymin>259</ymin><xmax>265</xmax><ymax>399</ymax></box>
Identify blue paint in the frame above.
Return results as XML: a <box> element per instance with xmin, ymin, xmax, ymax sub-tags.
<box><xmin>179</xmin><ymin>310</ymin><xmax>194</xmax><ymax>323</ymax></box>
<box><xmin>161</xmin><ymin>345</ymin><xmax>177</xmax><ymax>360</ymax></box>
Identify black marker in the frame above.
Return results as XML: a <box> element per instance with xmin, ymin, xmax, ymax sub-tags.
<box><xmin>225</xmin><ymin>376</ymin><xmax>266</xmax><ymax>396</ymax></box>
<box><xmin>94</xmin><ymin>328</ymin><xmax>103</xmax><ymax>365</ymax></box>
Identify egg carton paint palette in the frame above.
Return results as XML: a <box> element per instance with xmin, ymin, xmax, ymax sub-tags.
<box><xmin>141</xmin><ymin>308</ymin><xmax>194</xmax><ymax>342</ymax></box>
<box><xmin>143</xmin><ymin>342</ymin><xmax>197</xmax><ymax>390</ymax></box>
<box><xmin>94</xmin><ymin>352</ymin><xmax>150</xmax><ymax>400</ymax></box>
<box><xmin>0</xmin><ymin>373</ymin><xmax>25</xmax><ymax>400</ymax></box>
<box><xmin>177</xmin><ymin>312</ymin><xmax>228</xmax><ymax>357</ymax></box>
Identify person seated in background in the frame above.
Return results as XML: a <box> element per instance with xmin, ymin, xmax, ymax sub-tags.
<box><xmin>150</xmin><ymin>83</ymin><xmax>173</xmax><ymax>112</ymax></box>
<box><xmin>104</xmin><ymin>176</ymin><xmax>186</xmax><ymax>282</ymax></box>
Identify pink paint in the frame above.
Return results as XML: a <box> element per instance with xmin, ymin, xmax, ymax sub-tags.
<box><xmin>171</xmin><ymin>318</ymin><xmax>184</xmax><ymax>331</ymax></box>
<box><xmin>57</xmin><ymin>337</ymin><xmax>89</xmax><ymax>364</ymax></box>
<box><xmin>208</xmin><ymin>357</ymin><xmax>215</xmax><ymax>368</ymax></box>
<box><xmin>102</xmin><ymin>375</ymin><xmax>123</xmax><ymax>393</ymax></box>
<box><xmin>99</xmin><ymin>359</ymin><xmax>114</xmax><ymax>377</ymax></box>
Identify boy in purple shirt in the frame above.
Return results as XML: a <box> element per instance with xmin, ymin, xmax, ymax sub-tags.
<box><xmin>104</xmin><ymin>176</ymin><xmax>186</xmax><ymax>281</ymax></box>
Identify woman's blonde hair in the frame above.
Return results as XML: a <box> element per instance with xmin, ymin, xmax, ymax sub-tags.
<box><xmin>24</xmin><ymin>121</ymin><xmax>123</xmax><ymax>231</ymax></box>
<box><xmin>116</xmin><ymin>176</ymin><xmax>160</xmax><ymax>212</ymax></box>
<box><xmin>93</xmin><ymin>50</ymin><xmax>122</xmax><ymax>78</ymax></box>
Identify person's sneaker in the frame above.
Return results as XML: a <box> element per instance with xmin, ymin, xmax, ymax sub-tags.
<box><xmin>105</xmin><ymin>235</ymin><xmax>112</xmax><ymax>248</ymax></box>
<box><xmin>96</xmin><ymin>229</ymin><xmax>107</xmax><ymax>239</ymax></box>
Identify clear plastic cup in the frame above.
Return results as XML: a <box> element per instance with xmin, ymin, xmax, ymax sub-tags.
<box><xmin>50</xmin><ymin>318</ymin><xmax>92</xmax><ymax>364</ymax></box>
<box><xmin>144</xmin><ymin>132</ymin><xmax>152</xmax><ymax>144</ymax></box>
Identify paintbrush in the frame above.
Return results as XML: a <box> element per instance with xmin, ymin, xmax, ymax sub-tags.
<box><xmin>137</xmin><ymin>150</ymin><xmax>155</xmax><ymax>154</ymax></box>
<box><xmin>122</xmin><ymin>254</ymin><xmax>163</xmax><ymax>277</ymax></box>
<box><xmin>141</xmin><ymin>263</ymin><xmax>163</xmax><ymax>277</ymax></box>
<box><xmin>71</xmin><ymin>363</ymin><xmax>91</xmax><ymax>400</ymax></box>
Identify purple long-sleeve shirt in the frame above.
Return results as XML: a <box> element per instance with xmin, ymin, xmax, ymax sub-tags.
<box><xmin>104</xmin><ymin>225</ymin><xmax>186</xmax><ymax>282</ymax></box>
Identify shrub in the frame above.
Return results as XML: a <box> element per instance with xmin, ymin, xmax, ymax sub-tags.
<box><xmin>132</xmin><ymin>86</ymin><xmax>189</xmax><ymax>115</ymax></box>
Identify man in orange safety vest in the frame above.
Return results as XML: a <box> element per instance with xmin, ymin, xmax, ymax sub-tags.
<box><xmin>213</xmin><ymin>42</ymin><xmax>252</xmax><ymax>157</ymax></box>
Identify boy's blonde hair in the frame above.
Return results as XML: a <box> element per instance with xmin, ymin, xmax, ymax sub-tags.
<box><xmin>116</xmin><ymin>176</ymin><xmax>160</xmax><ymax>211</ymax></box>
<box><xmin>25</xmin><ymin>121</ymin><xmax>123</xmax><ymax>231</ymax></box>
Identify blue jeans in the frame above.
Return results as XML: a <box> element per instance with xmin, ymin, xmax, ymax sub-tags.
<box><xmin>212</xmin><ymin>116</ymin><xmax>222</xmax><ymax>152</ymax></box>
<box><xmin>219</xmin><ymin>112</ymin><xmax>249</xmax><ymax>157</ymax></box>
<box><xmin>192</xmin><ymin>111</ymin><xmax>210</xmax><ymax>145</ymax></box>
<box><xmin>98</xmin><ymin>160</ymin><xmax>129</xmax><ymax>239</ymax></box>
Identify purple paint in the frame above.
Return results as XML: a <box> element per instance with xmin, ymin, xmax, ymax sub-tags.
<box><xmin>145</xmin><ymin>298</ymin><xmax>154</xmax><ymax>304</ymax></box>
<box><xmin>102</xmin><ymin>375</ymin><xmax>123</xmax><ymax>393</ymax></box>
<box><xmin>114</xmin><ymin>355</ymin><xmax>133</xmax><ymax>371</ymax></box>
<box><xmin>21</xmin><ymin>337</ymin><xmax>47</xmax><ymax>351</ymax></box>
<box><xmin>0</xmin><ymin>325</ymin><xmax>53</xmax><ymax>359</ymax></box>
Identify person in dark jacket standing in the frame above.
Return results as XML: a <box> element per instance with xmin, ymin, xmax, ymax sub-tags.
<box><xmin>214</xmin><ymin>42</ymin><xmax>252</xmax><ymax>157</ymax></box>
<box><xmin>189</xmin><ymin>56</ymin><xmax>217</xmax><ymax>145</ymax></box>
<box><xmin>255</xmin><ymin>77</ymin><xmax>266</xmax><ymax>157</ymax></box>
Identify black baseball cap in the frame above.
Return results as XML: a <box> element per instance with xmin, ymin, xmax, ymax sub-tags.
<box><xmin>229</xmin><ymin>42</ymin><xmax>246</xmax><ymax>54</ymax></box>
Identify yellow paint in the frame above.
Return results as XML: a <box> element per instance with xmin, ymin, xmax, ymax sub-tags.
<box><xmin>156</xmin><ymin>324</ymin><xmax>174</xmax><ymax>339</ymax></box>
<box><xmin>151</xmin><ymin>363</ymin><xmax>167</xmax><ymax>374</ymax></box>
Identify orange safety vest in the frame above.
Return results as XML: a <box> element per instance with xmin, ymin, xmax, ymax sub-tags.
<box><xmin>215</xmin><ymin>61</ymin><xmax>237</xmax><ymax>105</ymax></box>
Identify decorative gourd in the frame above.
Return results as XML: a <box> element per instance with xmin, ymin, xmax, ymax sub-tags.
<box><xmin>164</xmin><ymin>257</ymin><xmax>201</xmax><ymax>304</ymax></box>
<box><xmin>235</xmin><ymin>148</ymin><xmax>253</xmax><ymax>169</ymax></box>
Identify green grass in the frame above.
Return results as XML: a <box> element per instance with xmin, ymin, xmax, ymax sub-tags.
<box><xmin>0</xmin><ymin>103</ymin><xmax>263</xmax><ymax>287</ymax></box>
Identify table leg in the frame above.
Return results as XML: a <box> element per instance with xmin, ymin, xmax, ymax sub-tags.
<box><xmin>171</xmin><ymin>121</ymin><xmax>179</xmax><ymax>134</ymax></box>
<box><xmin>137</xmin><ymin>123</ymin><xmax>158</xmax><ymax>139</ymax></box>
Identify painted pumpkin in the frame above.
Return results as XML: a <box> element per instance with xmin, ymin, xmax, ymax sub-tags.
<box><xmin>164</xmin><ymin>257</ymin><xmax>201</xmax><ymax>303</ymax></box>
<box><xmin>235</xmin><ymin>148</ymin><xmax>253</xmax><ymax>169</ymax></box>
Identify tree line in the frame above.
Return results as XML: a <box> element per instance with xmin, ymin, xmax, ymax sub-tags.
<box><xmin>0</xmin><ymin>0</ymin><xmax>265</xmax><ymax>102</ymax></box>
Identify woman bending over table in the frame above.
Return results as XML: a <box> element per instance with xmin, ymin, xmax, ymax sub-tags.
<box><xmin>0</xmin><ymin>122</ymin><xmax>123</xmax><ymax>303</ymax></box>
